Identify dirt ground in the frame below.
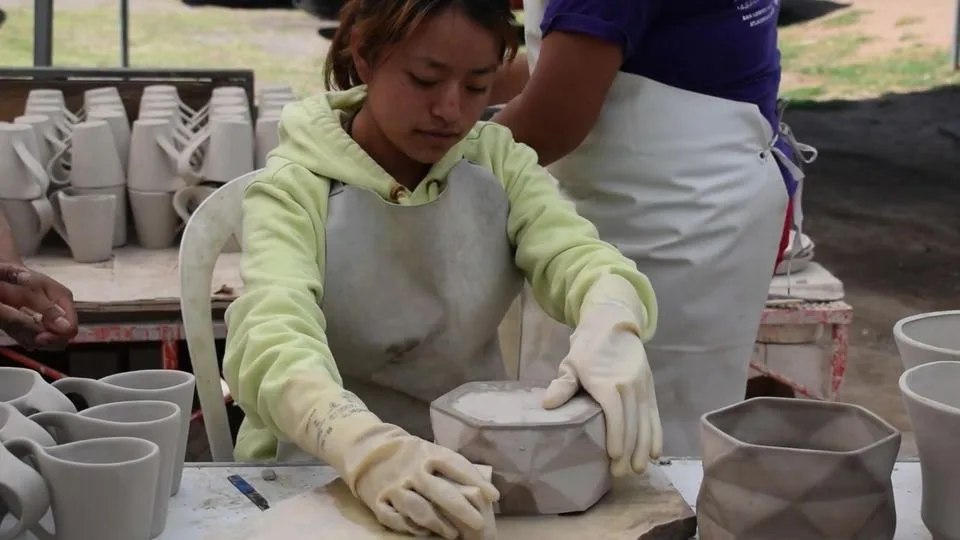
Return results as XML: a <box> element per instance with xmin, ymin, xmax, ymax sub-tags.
<box><xmin>780</xmin><ymin>0</ymin><xmax>960</xmax><ymax>457</ymax></box>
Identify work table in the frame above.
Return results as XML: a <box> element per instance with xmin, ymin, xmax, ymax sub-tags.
<box><xmin>160</xmin><ymin>460</ymin><xmax>929</xmax><ymax>539</ymax></box>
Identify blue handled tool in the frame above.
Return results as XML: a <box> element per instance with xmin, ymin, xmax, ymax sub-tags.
<box><xmin>228</xmin><ymin>474</ymin><xmax>270</xmax><ymax>511</ymax></box>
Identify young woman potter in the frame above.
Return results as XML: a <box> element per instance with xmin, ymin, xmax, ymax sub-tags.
<box><xmin>492</xmin><ymin>0</ymin><xmax>812</xmax><ymax>458</ymax></box>
<box><xmin>223</xmin><ymin>0</ymin><xmax>662</xmax><ymax>537</ymax></box>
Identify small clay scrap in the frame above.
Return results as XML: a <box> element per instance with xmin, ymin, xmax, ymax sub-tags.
<box><xmin>260</xmin><ymin>469</ymin><xmax>277</xmax><ymax>481</ymax></box>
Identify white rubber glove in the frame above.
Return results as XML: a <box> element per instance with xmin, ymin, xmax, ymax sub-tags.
<box><xmin>542</xmin><ymin>273</ymin><xmax>663</xmax><ymax>477</ymax></box>
<box><xmin>282</xmin><ymin>378</ymin><xmax>499</xmax><ymax>539</ymax></box>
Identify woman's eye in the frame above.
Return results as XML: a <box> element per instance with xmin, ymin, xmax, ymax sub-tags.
<box><xmin>466</xmin><ymin>86</ymin><xmax>488</xmax><ymax>94</ymax></box>
<box><xmin>408</xmin><ymin>74</ymin><xmax>437</xmax><ymax>87</ymax></box>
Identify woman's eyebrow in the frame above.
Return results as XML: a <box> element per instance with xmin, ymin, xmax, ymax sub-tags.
<box><xmin>414</xmin><ymin>56</ymin><xmax>498</xmax><ymax>75</ymax></box>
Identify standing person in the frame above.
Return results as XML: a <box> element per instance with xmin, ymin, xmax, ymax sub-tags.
<box><xmin>493</xmin><ymin>0</ymin><xmax>810</xmax><ymax>457</ymax></box>
<box><xmin>0</xmin><ymin>209</ymin><xmax>78</xmax><ymax>349</ymax></box>
<box><xmin>223</xmin><ymin>0</ymin><xmax>663</xmax><ymax>536</ymax></box>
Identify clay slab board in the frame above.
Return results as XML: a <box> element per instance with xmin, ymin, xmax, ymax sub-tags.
<box><xmin>203</xmin><ymin>465</ymin><xmax>696</xmax><ymax>540</ymax></box>
<box><xmin>23</xmin><ymin>247</ymin><xmax>243</xmax><ymax>312</ymax></box>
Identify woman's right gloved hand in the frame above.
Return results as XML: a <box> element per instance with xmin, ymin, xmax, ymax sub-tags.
<box><xmin>351</xmin><ymin>427</ymin><xmax>499</xmax><ymax>539</ymax></box>
<box><xmin>284</xmin><ymin>382</ymin><xmax>498</xmax><ymax>539</ymax></box>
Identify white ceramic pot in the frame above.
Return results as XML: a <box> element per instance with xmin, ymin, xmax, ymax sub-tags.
<box><xmin>899</xmin><ymin>360</ymin><xmax>960</xmax><ymax>540</ymax></box>
<box><xmin>893</xmin><ymin>310</ymin><xmax>960</xmax><ymax>370</ymax></box>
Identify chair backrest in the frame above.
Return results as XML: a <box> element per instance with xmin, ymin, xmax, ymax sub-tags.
<box><xmin>179</xmin><ymin>169</ymin><xmax>260</xmax><ymax>461</ymax></box>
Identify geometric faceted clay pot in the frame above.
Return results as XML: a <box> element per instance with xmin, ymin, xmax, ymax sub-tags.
<box><xmin>893</xmin><ymin>310</ymin><xmax>960</xmax><ymax>370</ymax></box>
<box><xmin>430</xmin><ymin>381</ymin><xmax>611</xmax><ymax>516</ymax></box>
<box><xmin>899</xmin><ymin>361</ymin><xmax>960</xmax><ymax>540</ymax></box>
<box><xmin>698</xmin><ymin>397</ymin><xmax>900</xmax><ymax>540</ymax></box>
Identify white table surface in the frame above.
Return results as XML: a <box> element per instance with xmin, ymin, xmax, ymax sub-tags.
<box><xmin>151</xmin><ymin>459</ymin><xmax>931</xmax><ymax>540</ymax></box>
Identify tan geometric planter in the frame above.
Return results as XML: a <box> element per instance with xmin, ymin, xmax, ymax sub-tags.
<box><xmin>698</xmin><ymin>397</ymin><xmax>900</xmax><ymax>540</ymax></box>
<box><xmin>430</xmin><ymin>381</ymin><xmax>611</xmax><ymax>516</ymax></box>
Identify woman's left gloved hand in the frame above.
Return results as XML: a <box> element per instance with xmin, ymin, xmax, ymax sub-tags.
<box><xmin>541</xmin><ymin>273</ymin><xmax>663</xmax><ymax>477</ymax></box>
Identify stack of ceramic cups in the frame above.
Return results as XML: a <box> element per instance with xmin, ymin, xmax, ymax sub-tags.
<box><xmin>254</xmin><ymin>84</ymin><xmax>297</xmax><ymax>168</ymax></box>
<box><xmin>128</xmin><ymin>85</ymin><xmax>205</xmax><ymax>249</ymax></box>
<box><xmin>50</xmin><ymin>87</ymin><xmax>129</xmax><ymax>262</ymax></box>
<box><xmin>0</xmin><ymin>122</ymin><xmax>55</xmax><ymax>257</ymax></box>
<box><xmin>175</xmin><ymin>86</ymin><xmax>255</xmax><ymax>186</ymax></box>
<box><xmin>10</xmin><ymin>87</ymin><xmax>130</xmax><ymax>263</ymax></box>
<box><xmin>0</xmin><ymin>366</ymin><xmax>197</xmax><ymax>540</ymax></box>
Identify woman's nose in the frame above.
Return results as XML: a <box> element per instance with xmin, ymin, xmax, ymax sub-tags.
<box><xmin>431</xmin><ymin>84</ymin><xmax>462</xmax><ymax>123</ymax></box>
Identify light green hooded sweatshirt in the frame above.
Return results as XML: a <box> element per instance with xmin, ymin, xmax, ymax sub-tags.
<box><xmin>223</xmin><ymin>86</ymin><xmax>657</xmax><ymax>461</ymax></box>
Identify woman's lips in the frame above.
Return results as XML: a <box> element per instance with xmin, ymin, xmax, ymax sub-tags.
<box><xmin>415</xmin><ymin>129</ymin><xmax>459</xmax><ymax>141</ymax></box>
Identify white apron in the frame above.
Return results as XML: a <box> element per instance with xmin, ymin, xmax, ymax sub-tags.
<box><xmin>509</xmin><ymin>0</ymin><xmax>794</xmax><ymax>457</ymax></box>
<box><xmin>276</xmin><ymin>160</ymin><xmax>524</xmax><ymax>462</ymax></box>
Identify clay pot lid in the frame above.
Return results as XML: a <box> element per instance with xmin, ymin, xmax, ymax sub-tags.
<box><xmin>430</xmin><ymin>381</ymin><xmax>602</xmax><ymax>429</ymax></box>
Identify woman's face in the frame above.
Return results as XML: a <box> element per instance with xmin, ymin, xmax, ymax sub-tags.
<box><xmin>356</xmin><ymin>9</ymin><xmax>502</xmax><ymax>164</ymax></box>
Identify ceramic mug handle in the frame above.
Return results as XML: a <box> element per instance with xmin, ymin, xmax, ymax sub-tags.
<box><xmin>28</xmin><ymin>197</ymin><xmax>55</xmax><ymax>242</ymax></box>
<box><xmin>0</xmin><ymin>440</ymin><xmax>51</xmax><ymax>540</ymax></box>
<box><xmin>157</xmin><ymin>133</ymin><xmax>182</xmax><ymax>167</ymax></box>
<box><xmin>184</xmin><ymin>103</ymin><xmax>211</xmax><ymax>131</ymax></box>
<box><xmin>42</xmin><ymin>135</ymin><xmax>73</xmax><ymax>186</ymax></box>
<box><xmin>48</xmin><ymin>190</ymin><xmax>70</xmax><ymax>244</ymax></box>
<box><xmin>11</xmin><ymin>140</ymin><xmax>53</xmax><ymax>194</ymax></box>
<box><xmin>175</xmin><ymin>129</ymin><xmax>211</xmax><ymax>184</ymax></box>
<box><xmin>171</xmin><ymin>186</ymin><xmax>195</xmax><ymax>222</ymax></box>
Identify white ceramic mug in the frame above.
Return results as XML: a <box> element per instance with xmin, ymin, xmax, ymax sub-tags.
<box><xmin>46</xmin><ymin>120</ymin><xmax>126</xmax><ymax>190</ymax></box>
<box><xmin>51</xmin><ymin>188</ymin><xmax>116</xmax><ymax>263</ymax></box>
<box><xmin>127</xmin><ymin>118</ymin><xmax>182</xmax><ymax>192</ymax></box>
<box><xmin>176</xmin><ymin>115</ymin><xmax>254</xmax><ymax>184</ymax></box>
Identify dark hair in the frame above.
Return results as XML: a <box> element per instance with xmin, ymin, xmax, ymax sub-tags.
<box><xmin>324</xmin><ymin>0</ymin><xmax>518</xmax><ymax>91</ymax></box>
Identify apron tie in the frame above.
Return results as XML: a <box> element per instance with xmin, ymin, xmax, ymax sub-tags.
<box><xmin>769</xmin><ymin>99</ymin><xmax>819</xmax><ymax>294</ymax></box>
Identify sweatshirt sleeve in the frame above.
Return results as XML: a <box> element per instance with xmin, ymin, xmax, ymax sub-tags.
<box><xmin>222</xmin><ymin>161</ymin><xmax>342</xmax><ymax>459</ymax></box>
<box><xmin>473</xmin><ymin>123</ymin><xmax>658</xmax><ymax>336</ymax></box>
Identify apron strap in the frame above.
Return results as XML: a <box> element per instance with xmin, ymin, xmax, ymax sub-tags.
<box><xmin>770</xmin><ymin>98</ymin><xmax>820</xmax><ymax>295</ymax></box>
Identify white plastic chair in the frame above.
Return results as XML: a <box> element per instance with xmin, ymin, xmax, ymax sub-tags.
<box><xmin>179</xmin><ymin>169</ymin><xmax>260</xmax><ymax>461</ymax></box>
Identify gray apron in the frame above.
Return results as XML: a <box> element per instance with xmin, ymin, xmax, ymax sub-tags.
<box><xmin>277</xmin><ymin>160</ymin><xmax>523</xmax><ymax>461</ymax></box>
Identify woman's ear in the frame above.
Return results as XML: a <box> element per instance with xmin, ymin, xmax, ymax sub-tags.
<box><xmin>349</xmin><ymin>27</ymin><xmax>372</xmax><ymax>84</ymax></box>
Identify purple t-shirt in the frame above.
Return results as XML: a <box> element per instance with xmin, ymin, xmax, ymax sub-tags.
<box><xmin>541</xmin><ymin>0</ymin><xmax>798</xmax><ymax>195</ymax></box>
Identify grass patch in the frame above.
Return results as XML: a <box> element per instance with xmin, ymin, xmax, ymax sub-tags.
<box><xmin>778</xmin><ymin>31</ymin><xmax>960</xmax><ymax>99</ymax></box>
<box><xmin>0</xmin><ymin>3</ymin><xmax>954</xmax><ymax>106</ymax></box>
<box><xmin>0</xmin><ymin>5</ymin><xmax>328</xmax><ymax>95</ymax></box>
<box><xmin>821</xmin><ymin>8</ymin><xmax>869</xmax><ymax>28</ymax></box>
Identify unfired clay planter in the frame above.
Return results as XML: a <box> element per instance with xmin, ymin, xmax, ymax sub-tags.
<box><xmin>430</xmin><ymin>381</ymin><xmax>611</xmax><ymax>516</ymax></box>
<box><xmin>894</xmin><ymin>310</ymin><xmax>960</xmax><ymax>370</ymax></box>
<box><xmin>698</xmin><ymin>397</ymin><xmax>900</xmax><ymax>540</ymax></box>
<box><xmin>899</xmin><ymin>361</ymin><xmax>960</xmax><ymax>540</ymax></box>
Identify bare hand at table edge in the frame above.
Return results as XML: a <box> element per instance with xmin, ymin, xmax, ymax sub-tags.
<box><xmin>0</xmin><ymin>262</ymin><xmax>78</xmax><ymax>350</ymax></box>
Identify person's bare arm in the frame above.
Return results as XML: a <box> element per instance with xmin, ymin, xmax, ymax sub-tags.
<box><xmin>488</xmin><ymin>52</ymin><xmax>530</xmax><ymax>106</ymax></box>
<box><xmin>493</xmin><ymin>32</ymin><xmax>622</xmax><ymax>166</ymax></box>
<box><xmin>0</xmin><ymin>207</ymin><xmax>22</xmax><ymax>263</ymax></box>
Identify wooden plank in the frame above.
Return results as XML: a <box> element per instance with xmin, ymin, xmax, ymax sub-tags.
<box><xmin>23</xmin><ymin>247</ymin><xmax>242</xmax><ymax>313</ymax></box>
<box><xmin>204</xmin><ymin>465</ymin><xmax>697</xmax><ymax>540</ymax></box>
<box><xmin>0</xmin><ymin>67</ymin><xmax>255</xmax><ymax>123</ymax></box>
